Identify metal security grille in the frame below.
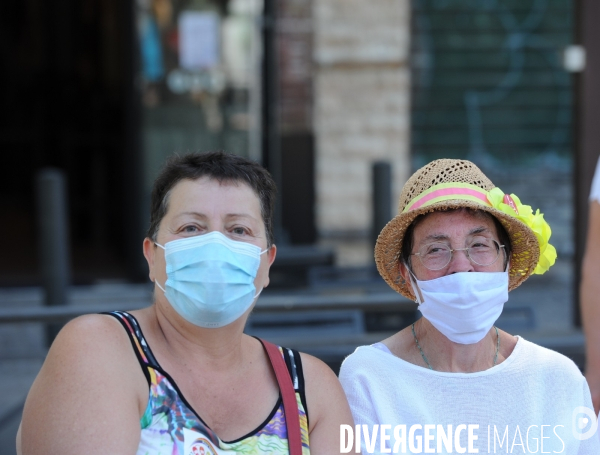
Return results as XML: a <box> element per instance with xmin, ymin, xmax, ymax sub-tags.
<box><xmin>411</xmin><ymin>0</ymin><xmax>573</xmax><ymax>167</ymax></box>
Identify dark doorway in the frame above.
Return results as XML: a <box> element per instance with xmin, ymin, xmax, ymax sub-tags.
<box><xmin>0</xmin><ymin>0</ymin><xmax>132</xmax><ymax>286</ymax></box>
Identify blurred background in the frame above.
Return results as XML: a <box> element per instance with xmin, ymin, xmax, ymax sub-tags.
<box><xmin>1</xmin><ymin>0</ymin><xmax>600</xmax><ymax>452</ymax></box>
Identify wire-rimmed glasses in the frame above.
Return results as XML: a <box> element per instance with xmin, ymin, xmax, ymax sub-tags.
<box><xmin>411</xmin><ymin>238</ymin><xmax>505</xmax><ymax>271</ymax></box>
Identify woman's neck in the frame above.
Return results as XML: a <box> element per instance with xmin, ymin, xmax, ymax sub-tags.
<box><xmin>412</xmin><ymin>318</ymin><xmax>499</xmax><ymax>373</ymax></box>
<box><xmin>142</xmin><ymin>302</ymin><xmax>250</xmax><ymax>372</ymax></box>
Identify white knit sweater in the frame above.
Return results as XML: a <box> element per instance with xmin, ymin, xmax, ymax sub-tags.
<box><xmin>339</xmin><ymin>337</ymin><xmax>600</xmax><ymax>454</ymax></box>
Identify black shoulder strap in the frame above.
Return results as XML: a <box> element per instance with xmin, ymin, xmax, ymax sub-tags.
<box><xmin>282</xmin><ymin>347</ymin><xmax>308</xmax><ymax>426</ymax></box>
<box><xmin>102</xmin><ymin>311</ymin><xmax>160</xmax><ymax>369</ymax></box>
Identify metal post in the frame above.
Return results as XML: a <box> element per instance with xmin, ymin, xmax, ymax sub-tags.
<box><xmin>36</xmin><ymin>168</ymin><xmax>71</xmax><ymax>345</ymax></box>
<box><xmin>372</xmin><ymin>161</ymin><xmax>393</xmax><ymax>248</ymax></box>
<box><xmin>262</xmin><ymin>0</ymin><xmax>285</xmax><ymax>243</ymax></box>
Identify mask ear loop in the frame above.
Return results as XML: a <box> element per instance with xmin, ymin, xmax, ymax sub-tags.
<box><xmin>254</xmin><ymin>245</ymin><xmax>272</xmax><ymax>298</ymax></box>
<box><xmin>503</xmin><ymin>246</ymin><xmax>511</xmax><ymax>273</ymax></box>
<box><xmin>155</xmin><ymin>280</ymin><xmax>166</xmax><ymax>293</ymax></box>
<box><xmin>405</xmin><ymin>262</ymin><xmax>425</xmax><ymax>305</ymax></box>
<box><xmin>154</xmin><ymin>242</ymin><xmax>167</xmax><ymax>293</ymax></box>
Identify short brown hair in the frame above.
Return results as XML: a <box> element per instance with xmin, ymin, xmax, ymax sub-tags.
<box><xmin>147</xmin><ymin>152</ymin><xmax>277</xmax><ymax>245</ymax></box>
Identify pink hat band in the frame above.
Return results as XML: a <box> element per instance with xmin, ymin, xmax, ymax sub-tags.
<box><xmin>403</xmin><ymin>183</ymin><xmax>490</xmax><ymax>213</ymax></box>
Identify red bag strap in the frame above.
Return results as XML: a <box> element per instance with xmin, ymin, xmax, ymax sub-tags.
<box><xmin>261</xmin><ymin>339</ymin><xmax>303</xmax><ymax>455</ymax></box>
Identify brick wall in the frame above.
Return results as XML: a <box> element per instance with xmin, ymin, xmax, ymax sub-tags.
<box><xmin>313</xmin><ymin>0</ymin><xmax>411</xmax><ymax>265</ymax></box>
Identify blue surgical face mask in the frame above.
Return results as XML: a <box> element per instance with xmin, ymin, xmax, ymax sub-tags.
<box><xmin>154</xmin><ymin>231</ymin><xmax>269</xmax><ymax>328</ymax></box>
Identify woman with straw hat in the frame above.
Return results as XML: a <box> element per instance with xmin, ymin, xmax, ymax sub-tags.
<box><xmin>339</xmin><ymin>159</ymin><xmax>599</xmax><ymax>453</ymax></box>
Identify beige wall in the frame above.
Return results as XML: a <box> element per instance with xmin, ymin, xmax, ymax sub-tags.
<box><xmin>313</xmin><ymin>0</ymin><xmax>411</xmax><ymax>266</ymax></box>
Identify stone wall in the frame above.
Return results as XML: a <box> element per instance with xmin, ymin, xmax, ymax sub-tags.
<box><xmin>313</xmin><ymin>0</ymin><xmax>412</xmax><ymax>266</ymax></box>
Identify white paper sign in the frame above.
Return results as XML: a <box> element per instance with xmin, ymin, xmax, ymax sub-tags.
<box><xmin>179</xmin><ymin>11</ymin><xmax>220</xmax><ymax>70</ymax></box>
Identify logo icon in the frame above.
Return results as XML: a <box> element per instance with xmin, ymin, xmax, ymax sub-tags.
<box><xmin>572</xmin><ymin>406</ymin><xmax>598</xmax><ymax>440</ymax></box>
<box><xmin>189</xmin><ymin>438</ymin><xmax>217</xmax><ymax>455</ymax></box>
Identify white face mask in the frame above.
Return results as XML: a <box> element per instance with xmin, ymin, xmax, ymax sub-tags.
<box><xmin>408</xmin><ymin>269</ymin><xmax>509</xmax><ymax>344</ymax></box>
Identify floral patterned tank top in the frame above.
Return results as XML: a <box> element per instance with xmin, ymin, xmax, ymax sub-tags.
<box><xmin>107</xmin><ymin>311</ymin><xmax>311</xmax><ymax>455</ymax></box>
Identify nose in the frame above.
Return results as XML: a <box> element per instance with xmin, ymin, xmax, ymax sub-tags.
<box><xmin>447</xmin><ymin>248</ymin><xmax>475</xmax><ymax>274</ymax></box>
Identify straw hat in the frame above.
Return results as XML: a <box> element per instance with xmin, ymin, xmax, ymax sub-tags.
<box><xmin>375</xmin><ymin>159</ymin><xmax>542</xmax><ymax>300</ymax></box>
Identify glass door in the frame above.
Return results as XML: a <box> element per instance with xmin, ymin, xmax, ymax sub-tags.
<box><xmin>135</xmin><ymin>0</ymin><xmax>264</xmax><ymax>193</ymax></box>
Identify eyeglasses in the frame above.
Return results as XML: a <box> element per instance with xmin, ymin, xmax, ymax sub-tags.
<box><xmin>411</xmin><ymin>238</ymin><xmax>505</xmax><ymax>271</ymax></box>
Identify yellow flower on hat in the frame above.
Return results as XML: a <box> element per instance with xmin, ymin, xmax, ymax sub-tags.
<box><xmin>487</xmin><ymin>187</ymin><xmax>557</xmax><ymax>275</ymax></box>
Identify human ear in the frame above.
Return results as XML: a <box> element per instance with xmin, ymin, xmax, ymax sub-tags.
<box><xmin>399</xmin><ymin>260</ymin><xmax>410</xmax><ymax>283</ymax></box>
<box><xmin>142</xmin><ymin>237</ymin><xmax>156</xmax><ymax>282</ymax></box>
<box><xmin>503</xmin><ymin>252</ymin><xmax>511</xmax><ymax>273</ymax></box>
<box><xmin>267</xmin><ymin>244</ymin><xmax>277</xmax><ymax>266</ymax></box>
<box><xmin>399</xmin><ymin>259</ymin><xmax>423</xmax><ymax>303</ymax></box>
<box><xmin>261</xmin><ymin>244</ymin><xmax>277</xmax><ymax>288</ymax></box>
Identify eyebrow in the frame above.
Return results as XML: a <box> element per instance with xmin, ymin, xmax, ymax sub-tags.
<box><xmin>224</xmin><ymin>213</ymin><xmax>258</xmax><ymax>222</ymax></box>
<box><xmin>469</xmin><ymin>226</ymin><xmax>491</xmax><ymax>236</ymax></box>
<box><xmin>420</xmin><ymin>233</ymin><xmax>450</xmax><ymax>244</ymax></box>
<box><xmin>173</xmin><ymin>212</ymin><xmax>258</xmax><ymax>221</ymax></box>
<box><xmin>419</xmin><ymin>226</ymin><xmax>492</xmax><ymax>244</ymax></box>
<box><xmin>174</xmin><ymin>211</ymin><xmax>208</xmax><ymax>220</ymax></box>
